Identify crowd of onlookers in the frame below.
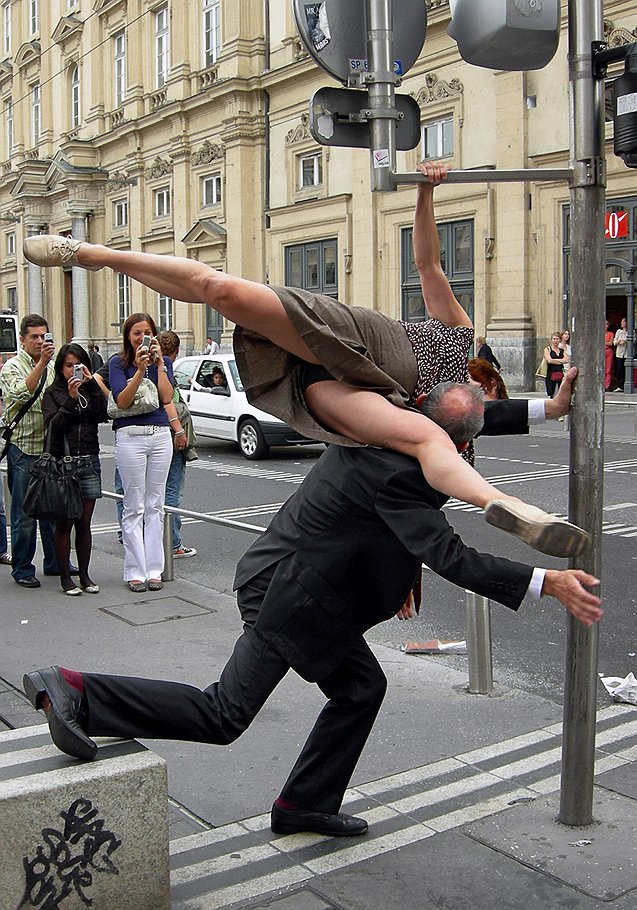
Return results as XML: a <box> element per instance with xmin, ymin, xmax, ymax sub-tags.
<box><xmin>0</xmin><ymin>313</ymin><xmax>197</xmax><ymax>595</ymax></box>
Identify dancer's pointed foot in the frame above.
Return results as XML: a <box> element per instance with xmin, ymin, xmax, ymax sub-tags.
<box><xmin>484</xmin><ymin>500</ymin><xmax>590</xmax><ymax>558</ymax></box>
<box><xmin>23</xmin><ymin>666</ymin><xmax>97</xmax><ymax>760</ymax></box>
<box><xmin>23</xmin><ymin>235</ymin><xmax>102</xmax><ymax>271</ymax></box>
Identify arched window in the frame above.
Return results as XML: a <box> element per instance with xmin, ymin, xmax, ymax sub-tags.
<box><xmin>71</xmin><ymin>65</ymin><xmax>80</xmax><ymax>129</ymax></box>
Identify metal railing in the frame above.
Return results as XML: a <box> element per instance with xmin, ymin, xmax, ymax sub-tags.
<box><xmin>100</xmin><ymin>490</ymin><xmax>267</xmax><ymax>582</ymax></box>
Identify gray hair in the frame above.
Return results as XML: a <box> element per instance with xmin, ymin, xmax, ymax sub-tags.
<box><xmin>418</xmin><ymin>382</ymin><xmax>485</xmax><ymax>446</ymax></box>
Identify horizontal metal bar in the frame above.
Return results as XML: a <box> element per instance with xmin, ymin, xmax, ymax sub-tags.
<box><xmin>393</xmin><ymin>168</ymin><xmax>573</xmax><ymax>185</ymax></box>
<box><xmin>102</xmin><ymin>490</ymin><xmax>266</xmax><ymax>535</ymax></box>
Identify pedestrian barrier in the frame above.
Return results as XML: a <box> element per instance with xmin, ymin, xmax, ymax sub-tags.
<box><xmin>0</xmin><ymin>725</ymin><xmax>170</xmax><ymax>910</ymax></box>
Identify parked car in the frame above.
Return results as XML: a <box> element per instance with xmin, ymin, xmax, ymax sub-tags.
<box><xmin>173</xmin><ymin>351</ymin><xmax>315</xmax><ymax>459</ymax></box>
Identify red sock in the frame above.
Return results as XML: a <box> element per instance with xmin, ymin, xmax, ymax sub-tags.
<box><xmin>275</xmin><ymin>797</ymin><xmax>301</xmax><ymax>812</ymax></box>
<box><xmin>59</xmin><ymin>667</ymin><xmax>84</xmax><ymax>693</ymax></box>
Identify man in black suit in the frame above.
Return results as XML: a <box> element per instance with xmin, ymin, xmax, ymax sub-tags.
<box><xmin>24</xmin><ymin>379</ymin><xmax>601</xmax><ymax>838</ymax></box>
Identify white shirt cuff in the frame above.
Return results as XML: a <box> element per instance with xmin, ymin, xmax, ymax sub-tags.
<box><xmin>527</xmin><ymin>399</ymin><xmax>546</xmax><ymax>424</ymax></box>
<box><xmin>528</xmin><ymin>567</ymin><xmax>546</xmax><ymax>600</ymax></box>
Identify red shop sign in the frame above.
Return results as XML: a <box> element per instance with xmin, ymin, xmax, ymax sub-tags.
<box><xmin>605</xmin><ymin>210</ymin><xmax>629</xmax><ymax>239</ymax></box>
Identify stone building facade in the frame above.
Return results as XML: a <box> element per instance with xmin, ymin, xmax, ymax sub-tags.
<box><xmin>0</xmin><ymin>0</ymin><xmax>635</xmax><ymax>388</ymax></box>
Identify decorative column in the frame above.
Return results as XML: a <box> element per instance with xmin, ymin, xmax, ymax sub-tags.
<box><xmin>24</xmin><ymin>220</ymin><xmax>46</xmax><ymax>315</ymax></box>
<box><xmin>70</xmin><ymin>210</ymin><xmax>91</xmax><ymax>345</ymax></box>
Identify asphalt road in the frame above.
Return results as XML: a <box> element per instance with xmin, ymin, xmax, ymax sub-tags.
<box><xmin>91</xmin><ymin>404</ymin><xmax>637</xmax><ymax>707</ymax></box>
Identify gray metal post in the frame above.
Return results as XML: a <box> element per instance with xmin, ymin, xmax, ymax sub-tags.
<box><xmin>162</xmin><ymin>513</ymin><xmax>174</xmax><ymax>582</ymax></box>
<box><xmin>624</xmin><ymin>270</ymin><xmax>634</xmax><ymax>395</ymax></box>
<box><xmin>465</xmin><ymin>592</ymin><xmax>493</xmax><ymax>695</ymax></box>
<box><xmin>366</xmin><ymin>0</ymin><xmax>396</xmax><ymax>191</ymax></box>
<box><xmin>560</xmin><ymin>0</ymin><xmax>606</xmax><ymax>826</ymax></box>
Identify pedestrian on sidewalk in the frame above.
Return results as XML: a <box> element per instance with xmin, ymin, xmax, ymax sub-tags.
<box><xmin>24</xmin><ymin>382</ymin><xmax>602</xmax><ymax>840</ymax></box>
<box><xmin>0</xmin><ymin>315</ymin><xmax>60</xmax><ymax>588</ymax></box>
<box><xmin>475</xmin><ymin>336</ymin><xmax>501</xmax><ymax>371</ymax></box>
<box><xmin>157</xmin><ymin>330</ymin><xmax>197</xmax><ymax>560</ymax></box>
<box><xmin>543</xmin><ymin>333</ymin><xmax>565</xmax><ymax>398</ymax></box>
<box><xmin>604</xmin><ymin>320</ymin><xmax>615</xmax><ymax>391</ymax></box>
<box><xmin>613</xmin><ymin>317</ymin><xmax>627</xmax><ymax>391</ymax></box>
<box><xmin>41</xmin><ymin>344</ymin><xmax>108</xmax><ymax>595</ymax></box>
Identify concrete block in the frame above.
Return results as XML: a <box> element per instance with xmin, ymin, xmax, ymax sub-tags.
<box><xmin>0</xmin><ymin>725</ymin><xmax>170</xmax><ymax>910</ymax></box>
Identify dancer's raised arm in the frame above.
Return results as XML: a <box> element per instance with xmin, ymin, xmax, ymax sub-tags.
<box><xmin>413</xmin><ymin>162</ymin><xmax>472</xmax><ymax>329</ymax></box>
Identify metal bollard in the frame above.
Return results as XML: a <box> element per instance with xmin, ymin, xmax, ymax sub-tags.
<box><xmin>162</xmin><ymin>512</ymin><xmax>174</xmax><ymax>582</ymax></box>
<box><xmin>465</xmin><ymin>592</ymin><xmax>493</xmax><ymax>694</ymax></box>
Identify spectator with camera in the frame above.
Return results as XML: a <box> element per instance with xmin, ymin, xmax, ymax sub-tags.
<box><xmin>0</xmin><ymin>315</ymin><xmax>59</xmax><ymax>588</ymax></box>
<box><xmin>109</xmin><ymin>313</ymin><xmax>175</xmax><ymax>592</ymax></box>
<box><xmin>41</xmin><ymin>344</ymin><xmax>108</xmax><ymax>595</ymax></box>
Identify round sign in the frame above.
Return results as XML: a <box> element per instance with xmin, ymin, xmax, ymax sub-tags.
<box><xmin>293</xmin><ymin>0</ymin><xmax>427</xmax><ymax>86</ymax></box>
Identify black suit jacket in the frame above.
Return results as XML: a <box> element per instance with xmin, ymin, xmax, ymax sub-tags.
<box><xmin>235</xmin><ymin>399</ymin><xmax>534</xmax><ymax>682</ymax></box>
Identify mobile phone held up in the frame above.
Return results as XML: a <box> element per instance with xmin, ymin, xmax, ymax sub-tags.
<box><xmin>44</xmin><ymin>332</ymin><xmax>53</xmax><ymax>343</ymax></box>
<box><xmin>139</xmin><ymin>335</ymin><xmax>152</xmax><ymax>351</ymax></box>
<box><xmin>73</xmin><ymin>363</ymin><xmax>84</xmax><ymax>382</ymax></box>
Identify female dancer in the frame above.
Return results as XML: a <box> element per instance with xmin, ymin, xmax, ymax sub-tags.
<box><xmin>24</xmin><ymin>164</ymin><xmax>588</xmax><ymax>558</ymax></box>
<box><xmin>41</xmin><ymin>344</ymin><xmax>108</xmax><ymax>595</ymax></box>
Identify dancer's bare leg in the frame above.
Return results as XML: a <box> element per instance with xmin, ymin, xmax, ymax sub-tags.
<box><xmin>74</xmin><ymin>245</ymin><xmax>320</xmax><ymax>364</ymax></box>
<box><xmin>306</xmin><ymin>381</ymin><xmax>591</xmax><ymax>558</ymax></box>
<box><xmin>305</xmin><ymin>382</ymin><xmax>515</xmax><ymax>508</ymax></box>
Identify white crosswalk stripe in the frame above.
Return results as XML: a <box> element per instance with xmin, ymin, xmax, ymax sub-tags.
<box><xmin>168</xmin><ymin>705</ymin><xmax>637</xmax><ymax>909</ymax></box>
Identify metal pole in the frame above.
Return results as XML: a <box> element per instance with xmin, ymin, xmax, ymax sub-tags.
<box><xmin>465</xmin><ymin>592</ymin><xmax>493</xmax><ymax>695</ymax></box>
<box><xmin>366</xmin><ymin>0</ymin><xmax>396</xmax><ymax>192</ymax></box>
<box><xmin>560</xmin><ymin>0</ymin><xmax>605</xmax><ymax>826</ymax></box>
<box><xmin>393</xmin><ymin>168</ymin><xmax>573</xmax><ymax>185</ymax></box>
<box><xmin>624</xmin><ymin>270</ymin><xmax>634</xmax><ymax>395</ymax></box>
<box><xmin>162</xmin><ymin>512</ymin><xmax>174</xmax><ymax>582</ymax></box>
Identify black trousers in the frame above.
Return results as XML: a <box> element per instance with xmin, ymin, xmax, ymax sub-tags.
<box><xmin>615</xmin><ymin>357</ymin><xmax>625</xmax><ymax>390</ymax></box>
<box><xmin>83</xmin><ymin>566</ymin><xmax>387</xmax><ymax>814</ymax></box>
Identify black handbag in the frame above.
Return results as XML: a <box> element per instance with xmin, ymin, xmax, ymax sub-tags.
<box><xmin>23</xmin><ymin>428</ymin><xmax>84</xmax><ymax>523</ymax></box>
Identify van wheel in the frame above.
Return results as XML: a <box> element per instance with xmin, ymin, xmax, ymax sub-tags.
<box><xmin>238</xmin><ymin>418</ymin><xmax>268</xmax><ymax>460</ymax></box>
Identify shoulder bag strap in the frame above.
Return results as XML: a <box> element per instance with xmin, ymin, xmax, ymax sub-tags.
<box><xmin>4</xmin><ymin>370</ymin><xmax>48</xmax><ymax>434</ymax></box>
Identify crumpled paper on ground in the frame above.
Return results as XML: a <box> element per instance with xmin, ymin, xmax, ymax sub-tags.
<box><xmin>600</xmin><ymin>672</ymin><xmax>637</xmax><ymax>706</ymax></box>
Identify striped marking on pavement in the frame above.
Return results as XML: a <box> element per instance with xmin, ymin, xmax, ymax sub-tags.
<box><xmin>168</xmin><ymin>705</ymin><xmax>637</xmax><ymax>909</ymax></box>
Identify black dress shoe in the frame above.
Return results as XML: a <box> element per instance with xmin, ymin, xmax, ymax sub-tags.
<box><xmin>23</xmin><ymin>667</ymin><xmax>97</xmax><ymax>761</ymax></box>
<box><xmin>270</xmin><ymin>803</ymin><xmax>368</xmax><ymax>837</ymax></box>
<box><xmin>44</xmin><ymin>565</ymin><xmax>79</xmax><ymax>577</ymax></box>
<box><xmin>15</xmin><ymin>576</ymin><xmax>41</xmax><ymax>588</ymax></box>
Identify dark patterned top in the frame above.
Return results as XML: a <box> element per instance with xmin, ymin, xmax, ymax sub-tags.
<box><xmin>400</xmin><ymin>318</ymin><xmax>474</xmax><ymax>404</ymax></box>
<box><xmin>400</xmin><ymin>318</ymin><xmax>476</xmax><ymax>465</ymax></box>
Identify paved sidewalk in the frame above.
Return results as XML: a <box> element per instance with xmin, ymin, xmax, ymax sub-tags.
<box><xmin>1</xmin><ymin>536</ymin><xmax>636</xmax><ymax>909</ymax></box>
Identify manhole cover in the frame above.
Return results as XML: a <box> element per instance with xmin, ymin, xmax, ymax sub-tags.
<box><xmin>101</xmin><ymin>596</ymin><xmax>216</xmax><ymax>626</ymax></box>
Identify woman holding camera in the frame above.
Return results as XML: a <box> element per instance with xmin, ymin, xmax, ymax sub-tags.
<box><xmin>109</xmin><ymin>313</ymin><xmax>175</xmax><ymax>592</ymax></box>
<box><xmin>41</xmin><ymin>344</ymin><xmax>108</xmax><ymax>596</ymax></box>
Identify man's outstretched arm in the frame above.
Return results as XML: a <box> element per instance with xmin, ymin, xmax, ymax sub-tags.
<box><xmin>413</xmin><ymin>161</ymin><xmax>472</xmax><ymax>329</ymax></box>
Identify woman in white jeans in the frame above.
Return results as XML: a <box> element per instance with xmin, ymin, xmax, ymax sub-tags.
<box><xmin>109</xmin><ymin>313</ymin><xmax>176</xmax><ymax>592</ymax></box>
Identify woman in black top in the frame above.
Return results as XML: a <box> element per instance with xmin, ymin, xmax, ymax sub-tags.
<box><xmin>41</xmin><ymin>343</ymin><xmax>108</xmax><ymax>595</ymax></box>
